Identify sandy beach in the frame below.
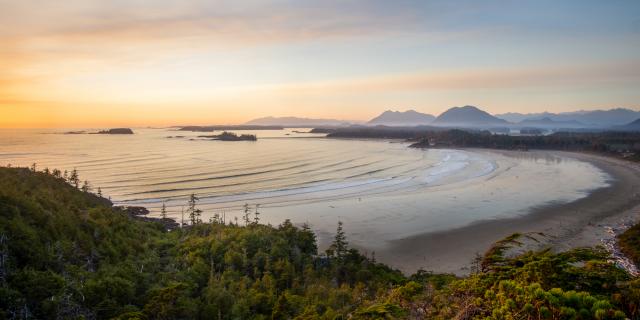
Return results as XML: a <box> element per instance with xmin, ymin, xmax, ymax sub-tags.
<box><xmin>384</xmin><ymin>150</ymin><xmax>640</xmax><ymax>275</ymax></box>
<box><xmin>3</xmin><ymin>129</ymin><xmax>637</xmax><ymax>277</ymax></box>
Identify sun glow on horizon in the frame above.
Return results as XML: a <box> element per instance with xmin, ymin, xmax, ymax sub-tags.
<box><xmin>1</xmin><ymin>0</ymin><xmax>639</xmax><ymax>128</ymax></box>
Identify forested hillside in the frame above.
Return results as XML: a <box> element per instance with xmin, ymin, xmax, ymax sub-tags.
<box><xmin>1</xmin><ymin>167</ymin><xmax>639</xmax><ymax>319</ymax></box>
<box><xmin>620</xmin><ymin>224</ymin><xmax>640</xmax><ymax>268</ymax></box>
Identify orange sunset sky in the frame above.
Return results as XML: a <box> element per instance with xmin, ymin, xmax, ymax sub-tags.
<box><xmin>1</xmin><ymin>0</ymin><xmax>639</xmax><ymax>128</ymax></box>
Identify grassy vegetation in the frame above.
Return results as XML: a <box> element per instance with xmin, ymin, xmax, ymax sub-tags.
<box><xmin>1</xmin><ymin>166</ymin><xmax>639</xmax><ymax>319</ymax></box>
<box><xmin>620</xmin><ymin>223</ymin><xmax>640</xmax><ymax>267</ymax></box>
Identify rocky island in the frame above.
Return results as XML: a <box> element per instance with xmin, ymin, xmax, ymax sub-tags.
<box><xmin>62</xmin><ymin>128</ymin><xmax>134</xmax><ymax>135</ymax></box>
<box><xmin>94</xmin><ymin>128</ymin><xmax>134</xmax><ymax>134</ymax></box>
<box><xmin>200</xmin><ymin>131</ymin><xmax>257</xmax><ymax>141</ymax></box>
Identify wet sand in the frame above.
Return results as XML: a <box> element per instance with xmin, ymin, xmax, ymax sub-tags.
<box><xmin>383</xmin><ymin>151</ymin><xmax>640</xmax><ymax>275</ymax></box>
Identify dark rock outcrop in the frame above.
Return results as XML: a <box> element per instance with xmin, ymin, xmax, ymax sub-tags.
<box><xmin>95</xmin><ymin>128</ymin><xmax>134</xmax><ymax>134</ymax></box>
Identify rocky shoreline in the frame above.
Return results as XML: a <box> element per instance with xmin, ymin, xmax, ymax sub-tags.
<box><xmin>602</xmin><ymin>221</ymin><xmax>640</xmax><ymax>277</ymax></box>
<box><xmin>63</xmin><ymin>128</ymin><xmax>134</xmax><ymax>135</ymax></box>
<box><xmin>115</xmin><ymin>205</ymin><xmax>180</xmax><ymax>230</ymax></box>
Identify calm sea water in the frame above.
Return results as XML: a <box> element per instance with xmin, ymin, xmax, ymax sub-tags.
<box><xmin>0</xmin><ymin>128</ymin><xmax>610</xmax><ymax>251</ymax></box>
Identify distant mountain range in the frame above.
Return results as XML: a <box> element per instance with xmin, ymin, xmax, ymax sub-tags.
<box><xmin>366</xmin><ymin>106</ymin><xmax>640</xmax><ymax>129</ymax></box>
<box><xmin>367</xmin><ymin>110</ymin><xmax>435</xmax><ymax>126</ymax></box>
<box><xmin>496</xmin><ymin>108</ymin><xmax>640</xmax><ymax>127</ymax></box>
<box><xmin>365</xmin><ymin>106</ymin><xmax>507</xmax><ymax>128</ymax></box>
<box><xmin>247</xmin><ymin>107</ymin><xmax>640</xmax><ymax>131</ymax></box>
<box><xmin>432</xmin><ymin>106</ymin><xmax>507</xmax><ymax>127</ymax></box>
<box><xmin>245</xmin><ymin>116</ymin><xmax>353</xmax><ymax>127</ymax></box>
<box><xmin>613</xmin><ymin>118</ymin><xmax>640</xmax><ymax>131</ymax></box>
<box><xmin>517</xmin><ymin>117</ymin><xmax>586</xmax><ymax>129</ymax></box>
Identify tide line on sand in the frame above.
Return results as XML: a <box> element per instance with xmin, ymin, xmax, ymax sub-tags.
<box><xmin>381</xmin><ymin>151</ymin><xmax>640</xmax><ymax>276</ymax></box>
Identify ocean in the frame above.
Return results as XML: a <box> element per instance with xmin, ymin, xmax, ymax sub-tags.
<box><xmin>0</xmin><ymin>128</ymin><xmax>610</xmax><ymax>257</ymax></box>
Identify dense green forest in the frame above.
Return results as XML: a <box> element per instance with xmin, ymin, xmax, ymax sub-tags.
<box><xmin>408</xmin><ymin>130</ymin><xmax>640</xmax><ymax>155</ymax></box>
<box><xmin>323</xmin><ymin>127</ymin><xmax>640</xmax><ymax>160</ymax></box>
<box><xmin>1</xmin><ymin>166</ymin><xmax>639</xmax><ymax>319</ymax></box>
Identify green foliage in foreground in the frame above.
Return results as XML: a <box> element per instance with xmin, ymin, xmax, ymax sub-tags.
<box><xmin>0</xmin><ymin>166</ymin><xmax>639</xmax><ymax>319</ymax></box>
<box><xmin>620</xmin><ymin>222</ymin><xmax>640</xmax><ymax>267</ymax></box>
<box><xmin>354</xmin><ymin>238</ymin><xmax>640</xmax><ymax>320</ymax></box>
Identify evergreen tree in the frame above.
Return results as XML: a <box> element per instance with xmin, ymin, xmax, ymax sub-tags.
<box><xmin>187</xmin><ymin>194</ymin><xmax>202</xmax><ymax>225</ymax></box>
<box><xmin>1</xmin><ymin>166</ymin><xmax>637</xmax><ymax>320</ymax></box>
<box><xmin>81</xmin><ymin>180</ymin><xmax>91</xmax><ymax>193</ymax></box>
<box><xmin>160</xmin><ymin>202</ymin><xmax>167</xmax><ymax>219</ymax></box>
<box><xmin>253</xmin><ymin>204</ymin><xmax>260</xmax><ymax>225</ymax></box>
<box><xmin>243</xmin><ymin>203</ymin><xmax>251</xmax><ymax>226</ymax></box>
<box><xmin>212</xmin><ymin>212</ymin><xmax>221</xmax><ymax>224</ymax></box>
<box><xmin>97</xmin><ymin>187</ymin><xmax>102</xmax><ymax>197</ymax></box>
<box><xmin>272</xmin><ymin>295</ymin><xmax>293</xmax><ymax>319</ymax></box>
<box><xmin>330</xmin><ymin>221</ymin><xmax>348</xmax><ymax>259</ymax></box>
<box><xmin>30</xmin><ymin>163</ymin><xmax>37</xmax><ymax>172</ymax></box>
<box><xmin>69</xmin><ymin>168</ymin><xmax>80</xmax><ymax>188</ymax></box>
<box><xmin>52</xmin><ymin>169</ymin><xmax>61</xmax><ymax>178</ymax></box>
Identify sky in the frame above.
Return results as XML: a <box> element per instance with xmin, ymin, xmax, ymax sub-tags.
<box><xmin>1</xmin><ymin>0</ymin><xmax>639</xmax><ymax>128</ymax></box>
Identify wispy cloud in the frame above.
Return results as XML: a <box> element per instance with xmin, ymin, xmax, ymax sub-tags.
<box><xmin>0</xmin><ymin>1</ymin><xmax>427</xmax><ymax>47</ymax></box>
<box><xmin>1</xmin><ymin>0</ymin><xmax>639</xmax><ymax>127</ymax></box>
<box><xmin>257</xmin><ymin>61</ymin><xmax>640</xmax><ymax>95</ymax></box>
<box><xmin>0</xmin><ymin>0</ymin><xmax>430</xmax><ymax>98</ymax></box>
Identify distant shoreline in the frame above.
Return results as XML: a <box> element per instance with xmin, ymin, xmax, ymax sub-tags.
<box><xmin>383</xmin><ymin>150</ymin><xmax>640</xmax><ymax>275</ymax></box>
